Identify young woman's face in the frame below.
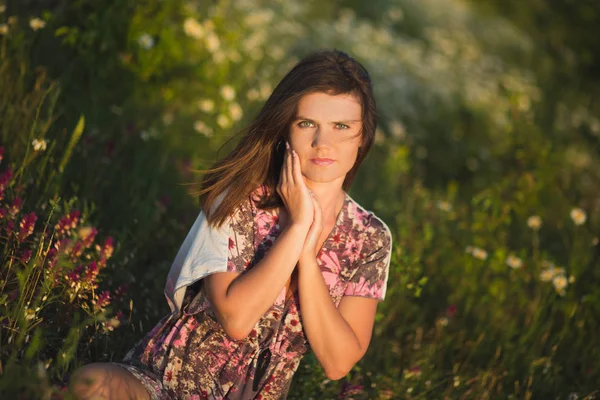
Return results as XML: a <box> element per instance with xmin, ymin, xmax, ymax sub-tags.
<box><xmin>288</xmin><ymin>91</ymin><xmax>363</xmax><ymax>188</ymax></box>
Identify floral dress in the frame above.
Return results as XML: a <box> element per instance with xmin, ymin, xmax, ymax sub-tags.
<box><xmin>113</xmin><ymin>185</ymin><xmax>392</xmax><ymax>400</ymax></box>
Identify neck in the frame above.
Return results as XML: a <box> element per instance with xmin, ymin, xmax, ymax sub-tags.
<box><xmin>304</xmin><ymin>180</ymin><xmax>346</xmax><ymax>223</ymax></box>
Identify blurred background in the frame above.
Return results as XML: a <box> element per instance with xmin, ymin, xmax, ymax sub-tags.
<box><xmin>1</xmin><ymin>0</ymin><xmax>599</xmax><ymax>398</ymax></box>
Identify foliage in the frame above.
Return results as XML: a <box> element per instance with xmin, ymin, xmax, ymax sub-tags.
<box><xmin>0</xmin><ymin>0</ymin><xmax>599</xmax><ymax>398</ymax></box>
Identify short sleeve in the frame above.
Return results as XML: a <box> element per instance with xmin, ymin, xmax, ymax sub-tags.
<box><xmin>343</xmin><ymin>218</ymin><xmax>392</xmax><ymax>301</ymax></box>
<box><xmin>225</xmin><ymin>196</ymin><xmax>256</xmax><ymax>274</ymax></box>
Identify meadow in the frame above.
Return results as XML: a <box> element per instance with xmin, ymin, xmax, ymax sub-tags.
<box><xmin>1</xmin><ymin>0</ymin><xmax>599</xmax><ymax>398</ymax></box>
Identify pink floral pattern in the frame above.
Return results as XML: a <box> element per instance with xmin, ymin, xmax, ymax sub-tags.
<box><xmin>117</xmin><ymin>185</ymin><xmax>392</xmax><ymax>399</ymax></box>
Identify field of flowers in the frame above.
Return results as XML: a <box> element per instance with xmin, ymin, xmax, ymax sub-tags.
<box><xmin>1</xmin><ymin>0</ymin><xmax>600</xmax><ymax>398</ymax></box>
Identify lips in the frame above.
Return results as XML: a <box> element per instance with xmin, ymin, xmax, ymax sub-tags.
<box><xmin>311</xmin><ymin>158</ymin><xmax>335</xmax><ymax>166</ymax></box>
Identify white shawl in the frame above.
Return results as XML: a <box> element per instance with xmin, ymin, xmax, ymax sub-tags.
<box><xmin>164</xmin><ymin>191</ymin><xmax>230</xmax><ymax>314</ymax></box>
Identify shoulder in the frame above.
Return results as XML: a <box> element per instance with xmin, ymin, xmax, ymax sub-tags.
<box><xmin>348</xmin><ymin>196</ymin><xmax>392</xmax><ymax>247</ymax></box>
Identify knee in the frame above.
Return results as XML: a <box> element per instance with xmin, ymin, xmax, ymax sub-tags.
<box><xmin>68</xmin><ymin>363</ymin><xmax>112</xmax><ymax>399</ymax></box>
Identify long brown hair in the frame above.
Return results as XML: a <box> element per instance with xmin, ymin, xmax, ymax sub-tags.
<box><xmin>198</xmin><ymin>48</ymin><xmax>378</xmax><ymax>227</ymax></box>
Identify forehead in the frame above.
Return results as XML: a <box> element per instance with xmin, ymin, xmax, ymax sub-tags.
<box><xmin>296</xmin><ymin>92</ymin><xmax>362</xmax><ymax>120</ymax></box>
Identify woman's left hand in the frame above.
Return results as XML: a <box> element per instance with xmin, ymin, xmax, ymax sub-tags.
<box><xmin>300</xmin><ymin>193</ymin><xmax>324</xmax><ymax>259</ymax></box>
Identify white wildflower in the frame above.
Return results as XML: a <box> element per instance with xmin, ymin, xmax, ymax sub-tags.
<box><xmin>205</xmin><ymin>32</ymin><xmax>221</xmax><ymax>53</ymax></box>
<box><xmin>539</xmin><ymin>268</ymin><xmax>555</xmax><ymax>282</ymax></box>
<box><xmin>32</xmin><ymin>138</ymin><xmax>47</xmax><ymax>151</ymax></box>
<box><xmin>506</xmin><ymin>255</ymin><xmax>523</xmax><ymax>269</ymax></box>
<box><xmin>389</xmin><ymin>120</ymin><xmax>406</xmax><ymax>140</ymax></box>
<box><xmin>436</xmin><ymin>200</ymin><xmax>452</xmax><ymax>212</ymax></box>
<box><xmin>220</xmin><ymin>85</ymin><xmax>236</xmax><ymax>101</ymax></box>
<box><xmin>137</xmin><ymin>33</ymin><xmax>154</xmax><ymax>50</ymax></box>
<box><xmin>570</xmin><ymin>207</ymin><xmax>586</xmax><ymax>226</ymax></box>
<box><xmin>183</xmin><ymin>17</ymin><xmax>204</xmax><ymax>39</ymax></box>
<box><xmin>471</xmin><ymin>247</ymin><xmax>488</xmax><ymax>260</ymax></box>
<box><xmin>527</xmin><ymin>215</ymin><xmax>542</xmax><ymax>230</ymax></box>
<box><xmin>0</xmin><ymin>24</ymin><xmax>8</xmax><ymax>35</ymax></box>
<box><xmin>217</xmin><ymin>114</ymin><xmax>231</xmax><ymax>129</ymax></box>
<box><xmin>197</xmin><ymin>99</ymin><xmax>215</xmax><ymax>113</ymax></box>
<box><xmin>193</xmin><ymin>120</ymin><xmax>213</xmax><ymax>137</ymax></box>
<box><xmin>228</xmin><ymin>103</ymin><xmax>243</xmax><ymax>121</ymax></box>
<box><xmin>553</xmin><ymin>274</ymin><xmax>568</xmax><ymax>293</ymax></box>
<box><xmin>29</xmin><ymin>17</ymin><xmax>46</xmax><ymax>31</ymax></box>
<box><xmin>247</xmin><ymin>88</ymin><xmax>260</xmax><ymax>101</ymax></box>
<box><xmin>25</xmin><ymin>308</ymin><xmax>36</xmax><ymax>320</ymax></box>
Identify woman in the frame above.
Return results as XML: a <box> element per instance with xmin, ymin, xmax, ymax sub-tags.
<box><xmin>69</xmin><ymin>48</ymin><xmax>392</xmax><ymax>400</ymax></box>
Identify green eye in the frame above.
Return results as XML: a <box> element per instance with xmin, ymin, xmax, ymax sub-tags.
<box><xmin>298</xmin><ymin>121</ymin><xmax>313</xmax><ymax>128</ymax></box>
<box><xmin>336</xmin><ymin>123</ymin><xmax>349</xmax><ymax>129</ymax></box>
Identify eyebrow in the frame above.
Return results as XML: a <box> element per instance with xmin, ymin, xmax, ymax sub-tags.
<box><xmin>294</xmin><ymin>115</ymin><xmax>361</xmax><ymax>124</ymax></box>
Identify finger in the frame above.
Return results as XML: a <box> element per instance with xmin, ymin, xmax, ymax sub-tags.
<box><xmin>280</xmin><ymin>143</ymin><xmax>288</xmax><ymax>187</ymax></box>
<box><xmin>311</xmin><ymin>195</ymin><xmax>323</xmax><ymax>229</ymax></box>
<box><xmin>291</xmin><ymin>149</ymin><xmax>304</xmax><ymax>187</ymax></box>
<box><xmin>286</xmin><ymin>142</ymin><xmax>294</xmax><ymax>185</ymax></box>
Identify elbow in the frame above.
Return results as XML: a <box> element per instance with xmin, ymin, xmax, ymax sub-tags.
<box><xmin>219</xmin><ymin>315</ymin><xmax>253</xmax><ymax>341</ymax></box>
<box><xmin>324</xmin><ymin>367</ymin><xmax>351</xmax><ymax>381</ymax></box>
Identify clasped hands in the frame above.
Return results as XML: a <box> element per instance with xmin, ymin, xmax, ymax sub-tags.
<box><xmin>275</xmin><ymin>141</ymin><xmax>323</xmax><ymax>260</ymax></box>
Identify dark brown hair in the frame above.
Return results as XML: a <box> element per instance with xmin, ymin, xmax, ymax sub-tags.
<box><xmin>198</xmin><ymin>48</ymin><xmax>378</xmax><ymax>227</ymax></box>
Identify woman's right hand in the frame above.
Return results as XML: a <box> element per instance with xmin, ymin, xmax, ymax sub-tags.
<box><xmin>276</xmin><ymin>141</ymin><xmax>314</xmax><ymax>228</ymax></box>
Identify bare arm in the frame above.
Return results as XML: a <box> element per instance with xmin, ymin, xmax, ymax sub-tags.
<box><xmin>296</xmin><ymin>196</ymin><xmax>378</xmax><ymax>379</ymax></box>
<box><xmin>204</xmin><ymin>223</ymin><xmax>308</xmax><ymax>340</ymax></box>
<box><xmin>205</xmin><ymin>142</ymin><xmax>314</xmax><ymax>340</ymax></box>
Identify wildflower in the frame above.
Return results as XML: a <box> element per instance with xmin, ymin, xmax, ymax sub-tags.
<box><xmin>29</xmin><ymin>17</ymin><xmax>46</xmax><ymax>31</ymax></box>
<box><xmin>96</xmin><ymin>236</ymin><xmax>114</xmax><ymax>265</ymax></box>
<box><xmin>438</xmin><ymin>317</ymin><xmax>449</xmax><ymax>327</ymax></box>
<box><xmin>20</xmin><ymin>249</ymin><xmax>32</xmax><ymax>263</ymax></box>
<box><xmin>506</xmin><ymin>255</ymin><xmax>523</xmax><ymax>269</ymax></box>
<box><xmin>193</xmin><ymin>120</ymin><xmax>213</xmax><ymax>137</ymax></box>
<box><xmin>570</xmin><ymin>207</ymin><xmax>586</xmax><ymax>226</ymax></box>
<box><xmin>18</xmin><ymin>212</ymin><xmax>37</xmax><ymax>241</ymax></box>
<box><xmin>32</xmin><ymin>138</ymin><xmax>47</xmax><ymax>151</ymax></box>
<box><xmin>46</xmin><ymin>247</ymin><xmax>58</xmax><ymax>267</ymax></box>
<box><xmin>78</xmin><ymin>226</ymin><xmax>98</xmax><ymax>248</ymax></box>
<box><xmin>453</xmin><ymin>376</ymin><xmax>460</xmax><ymax>387</ymax></box>
<box><xmin>404</xmin><ymin>366</ymin><xmax>422</xmax><ymax>378</ymax></box>
<box><xmin>471</xmin><ymin>247</ymin><xmax>488</xmax><ymax>260</ymax></box>
<box><xmin>197</xmin><ymin>99</ymin><xmax>215</xmax><ymax>113</ymax></box>
<box><xmin>217</xmin><ymin>114</ymin><xmax>231</xmax><ymax>129</ymax></box>
<box><xmin>527</xmin><ymin>215</ymin><xmax>542</xmax><ymax>230</ymax></box>
<box><xmin>94</xmin><ymin>290</ymin><xmax>111</xmax><ymax>309</ymax></box>
<box><xmin>0</xmin><ymin>168</ymin><xmax>12</xmax><ymax>189</ymax></box>
<box><xmin>247</xmin><ymin>88</ymin><xmax>260</xmax><ymax>101</ymax></box>
<box><xmin>84</xmin><ymin>261</ymin><xmax>99</xmax><ymax>284</ymax></box>
<box><xmin>5</xmin><ymin>220</ymin><xmax>14</xmax><ymax>235</ymax></box>
<box><xmin>446</xmin><ymin>304</ymin><xmax>457</xmax><ymax>318</ymax></box>
<box><xmin>205</xmin><ymin>32</ymin><xmax>220</xmax><ymax>53</ymax></box>
<box><xmin>568</xmin><ymin>275</ymin><xmax>576</xmax><ymax>284</ymax></box>
<box><xmin>436</xmin><ymin>200</ymin><xmax>452</xmax><ymax>212</ymax></box>
<box><xmin>0</xmin><ymin>23</ymin><xmax>7</xmax><ymax>35</ymax></box>
<box><xmin>137</xmin><ymin>33</ymin><xmax>154</xmax><ymax>49</ymax></box>
<box><xmin>24</xmin><ymin>308</ymin><xmax>36</xmax><ymax>320</ymax></box>
<box><xmin>183</xmin><ymin>17</ymin><xmax>204</xmax><ymax>39</ymax></box>
<box><xmin>389</xmin><ymin>120</ymin><xmax>406</xmax><ymax>140</ymax></box>
<box><xmin>539</xmin><ymin>268</ymin><xmax>555</xmax><ymax>282</ymax></box>
<box><xmin>8</xmin><ymin>196</ymin><xmax>22</xmax><ymax>218</ymax></box>
<box><xmin>553</xmin><ymin>275</ymin><xmax>568</xmax><ymax>292</ymax></box>
<box><xmin>220</xmin><ymin>85</ymin><xmax>236</xmax><ymax>101</ymax></box>
<box><xmin>228</xmin><ymin>103</ymin><xmax>243</xmax><ymax>121</ymax></box>
<box><xmin>0</xmin><ymin>207</ymin><xmax>5</xmax><ymax>218</ymax></box>
<box><xmin>55</xmin><ymin>210</ymin><xmax>81</xmax><ymax>236</ymax></box>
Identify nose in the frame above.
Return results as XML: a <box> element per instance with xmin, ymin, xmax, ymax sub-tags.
<box><xmin>311</xmin><ymin>126</ymin><xmax>333</xmax><ymax>148</ymax></box>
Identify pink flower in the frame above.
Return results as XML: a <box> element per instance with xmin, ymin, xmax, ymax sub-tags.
<box><xmin>18</xmin><ymin>212</ymin><xmax>37</xmax><ymax>242</ymax></box>
<box><xmin>84</xmin><ymin>262</ymin><xmax>99</xmax><ymax>283</ymax></box>
<box><xmin>320</xmin><ymin>251</ymin><xmax>342</xmax><ymax>289</ymax></box>
<box><xmin>20</xmin><ymin>249</ymin><xmax>32</xmax><ymax>263</ymax></box>
<box><xmin>5</xmin><ymin>220</ymin><xmax>15</xmax><ymax>235</ymax></box>
<box><xmin>8</xmin><ymin>196</ymin><xmax>22</xmax><ymax>218</ymax></box>
<box><xmin>94</xmin><ymin>291</ymin><xmax>111</xmax><ymax>308</ymax></box>
<box><xmin>0</xmin><ymin>168</ymin><xmax>12</xmax><ymax>190</ymax></box>
<box><xmin>0</xmin><ymin>208</ymin><xmax>6</xmax><ymax>219</ymax></box>
<box><xmin>446</xmin><ymin>304</ymin><xmax>457</xmax><ymax>318</ymax></box>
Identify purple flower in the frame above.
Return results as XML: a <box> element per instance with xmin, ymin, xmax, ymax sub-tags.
<box><xmin>18</xmin><ymin>212</ymin><xmax>37</xmax><ymax>242</ymax></box>
<box><xmin>0</xmin><ymin>168</ymin><xmax>12</xmax><ymax>190</ymax></box>
<box><xmin>8</xmin><ymin>196</ymin><xmax>22</xmax><ymax>218</ymax></box>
